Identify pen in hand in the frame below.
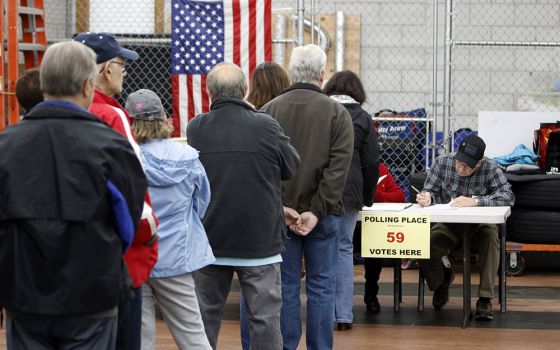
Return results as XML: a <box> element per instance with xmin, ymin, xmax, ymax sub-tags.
<box><xmin>410</xmin><ymin>185</ymin><xmax>421</xmax><ymax>194</ymax></box>
<box><xmin>412</xmin><ymin>185</ymin><xmax>431</xmax><ymax>207</ymax></box>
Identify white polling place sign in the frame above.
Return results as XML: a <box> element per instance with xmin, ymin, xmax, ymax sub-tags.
<box><xmin>361</xmin><ymin>212</ymin><xmax>430</xmax><ymax>259</ymax></box>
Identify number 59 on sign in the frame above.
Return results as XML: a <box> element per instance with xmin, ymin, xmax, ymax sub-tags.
<box><xmin>361</xmin><ymin>213</ymin><xmax>430</xmax><ymax>259</ymax></box>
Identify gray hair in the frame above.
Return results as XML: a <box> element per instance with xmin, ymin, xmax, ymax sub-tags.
<box><xmin>206</xmin><ymin>62</ymin><xmax>246</xmax><ymax>100</ymax></box>
<box><xmin>41</xmin><ymin>41</ymin><xmax>97</xmax><ymax>97</ymax></box>
<box><xmin>288</xmin><ymin>44</ymin><xmax>327</xmax><ymax>84</ymax></box>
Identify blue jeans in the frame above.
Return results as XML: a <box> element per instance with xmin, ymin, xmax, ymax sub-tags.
<box><xmin>334</xmin><ymin>209</ymin><xmax>359</xmax><ymax>323</ymax></box>
<box><xmin>281</xmin><ymin>215</ymin><xmax>340</xmax><ymax>350</ymax></box>
<box><xmin>240</xmin><ymin>294</ymin><xmax>250</xmax><ymax>350</ymax></box>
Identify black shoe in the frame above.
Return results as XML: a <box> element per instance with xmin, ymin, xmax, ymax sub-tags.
<box><xmin>475</xmin><ymin>298</ymin><xmax>494</xmax><ymax>320</ymax></box>
<box><xmin>432</xmin><ymin>268</ymin><xmax>455</xmax><ymax>310</ymax></box>
<box><xmin>365</xmin><ymin>296</ymin><xmax>381</xmax><ymax>313</ymax></box>
<box><xmin>336</xmin><ymin>322</ymin><xmax>353</xmax><ymax>331</ymax></box>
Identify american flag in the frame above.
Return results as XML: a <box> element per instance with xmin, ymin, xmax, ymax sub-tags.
<box><xmin>171</xmin><ymin>0</ymin><xmax>272</xmax><ymax>136</ymax></box>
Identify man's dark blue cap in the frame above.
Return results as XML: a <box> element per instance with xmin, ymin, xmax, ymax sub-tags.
<box><xmin>454</xmin><ymin>135</ymin><xmax>486</xmax><ymax>168</ymax></box>
<box><xmin>74</xmin><ymin>32</ymin><xmax>139</xmax><ymax>64</ymax></box>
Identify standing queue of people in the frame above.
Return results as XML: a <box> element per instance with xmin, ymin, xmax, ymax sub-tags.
<box><xmin>1</xmin><ymin>32</ymin><xmax>514</xmax><ymax>350</ymax></box>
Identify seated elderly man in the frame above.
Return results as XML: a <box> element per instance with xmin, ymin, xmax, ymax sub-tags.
<box><xmin>0</xmin><ymin>41</ymin><xmax>146</xmax><ymax>349</ymax></box>
<box><xmin>416</xmin><ymin>135</ymin><xmax>515</xmax><ymax>321</ymax></box>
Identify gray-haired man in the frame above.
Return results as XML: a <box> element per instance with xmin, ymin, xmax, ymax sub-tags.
<box><xmin>0</xmin><ymin>41</ymin><xmax>146</xmax><ymax>350</ymax></box>
<box><xmin>262</xmin><ymin>44</ymin><xmax>354</xmax><ymax>350</ymax></box>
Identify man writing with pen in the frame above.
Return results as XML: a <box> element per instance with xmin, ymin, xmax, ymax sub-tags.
<box><xmin>415</xmin><ymin>135</ymin><xmax>514</xmax><ymax>320</ymax></box>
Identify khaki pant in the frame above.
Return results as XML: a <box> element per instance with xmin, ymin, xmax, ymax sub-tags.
<box><xmin>420</xmin><ymin>223</ymin><xmax>499</xmax><ymax>299</ymax></box>
<box><xmin>141</xmin><ymin>273</ymin><xmax>211</xmax><ymax>350</ymax></box>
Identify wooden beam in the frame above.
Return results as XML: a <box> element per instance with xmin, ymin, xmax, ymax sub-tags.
<box><xmin>75</xmin><ymin>0</ymin><xmax>89</xmax><ymax>33</ymax></box>
<box><xmin>154</xmin><ymin>0</ymin><xmax>165</xmax><ymax>33</ymax></box>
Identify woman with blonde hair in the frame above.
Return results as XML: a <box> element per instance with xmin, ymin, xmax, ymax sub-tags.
<box><xmin>126</xmin><ymin>89</ymin><xmax>214</xmax><ymax>350</ymax></box>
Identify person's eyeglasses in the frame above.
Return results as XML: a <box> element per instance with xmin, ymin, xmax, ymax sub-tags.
<box><xmin>98</xmin><ymin>60</ymin><xmax>127</xmax><ymax>74</ymax></box>
<box><xmin>109</xmin><ymin>60</ymin><xmax>127</xmax><ymax>73</ymax></box>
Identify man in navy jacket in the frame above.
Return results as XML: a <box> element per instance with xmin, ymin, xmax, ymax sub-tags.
<box><xmin>0</xmin><ymin>41</ymin><xmax>146</xmax><ymax>349</ymax></box>
<box><xmin>188</xmin><ymin>62</ymin><xmax>300</xmax><ymax>350</ymax></box>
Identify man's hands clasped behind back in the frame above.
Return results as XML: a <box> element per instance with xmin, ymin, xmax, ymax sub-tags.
<box><xmin>284</xmin><ymin>207</ymin><xmax>318</xmax><ymax>236</ymax></box>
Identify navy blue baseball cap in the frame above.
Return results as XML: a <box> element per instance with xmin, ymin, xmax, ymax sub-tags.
<box><xmin>74</xmin><ymin>32</ymin><xmax>139</xmax><ymax>64</ymax></box>
<box><xmin>454</xmin><ymin>135</ymin><xmax>486</xmax><ymax>168</ymax></box>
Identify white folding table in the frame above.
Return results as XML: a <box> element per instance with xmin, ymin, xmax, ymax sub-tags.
<box><xmin>361</xmin><ymin>204</ymin><xmax>511</xmax><ymax>328</ymax></box>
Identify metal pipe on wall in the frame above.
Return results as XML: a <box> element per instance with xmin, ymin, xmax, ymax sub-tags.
<box><xmin>297</xmin><ymin>0</ymin><xmax>305</xmax><ymax>46</ymax></box>
<box><xmin>454</xmin><ymin>40</ymin><xmax>560</xmax><ymax>47</ymax></box>
<box><xmin>273</xmin><ymin>15</ymin><xmax>287</xmax><ymax>65</ymax></box>
<box><xmin>430</xmin><ymin>0</ymin><xmax>439</xmax><ymax>168</ymax></box>
<box><xmin>442</xmin><ymin>0</ymin><xmax>453</xmax><ymax>153</ymax></box>
<box><xmin>289</xmin><ymin>16</ymin><xmax>330</xmax><ymax>52</ymax></box>
<box><xmin>67</xmin><ymin>0</ymin><xmax>76</xmax><ymax>37</ymax></box>
<box><xmin>335</xmin><ymin>11</ymin><xmax>344</xmax><ymax>72</ymax></box>
<box><xmin>310</xmin><ymin>0</ymin><xmax>315</xmax><ymax>44</ymax></box>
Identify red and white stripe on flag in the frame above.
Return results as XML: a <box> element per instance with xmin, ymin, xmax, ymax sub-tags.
<box><xmin>172</xmin><ymin>0</ymin><xmax>272</xmax><ymax>137</ymax></box>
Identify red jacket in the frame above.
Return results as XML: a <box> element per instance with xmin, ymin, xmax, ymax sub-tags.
<box><xmin>90</xmin><ymin>88</ymin><xmax>159</xmax><ymax>288</ymax></box>
<box><xmin>374</xmin><ymin>163</ymin><xmax>406</xmax><ymax>203</ymax></box>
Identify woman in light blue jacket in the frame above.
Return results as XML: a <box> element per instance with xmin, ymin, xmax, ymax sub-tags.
<box><xmin>126</xmin><ymin>89</ymin><xmax>214</xmax><ymax>350</ymax></box>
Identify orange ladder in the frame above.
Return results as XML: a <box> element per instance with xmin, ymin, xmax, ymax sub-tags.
<box><xmin>1</xmin><ymin>0</ymin><xmax>8</xmax><ymax>130</ymax></box>
<box><xmin>1</xmin><ymin>0</ymin><xmax>46</xmax><ymax>131</ymax></box>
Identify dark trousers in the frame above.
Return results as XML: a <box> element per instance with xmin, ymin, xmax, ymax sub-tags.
<box><xmin>354</xmin><ymin>222</ymin><xmax>385</xmax><ymax>304</ymax></box>
<box><xmin>420</xmin><ymin>223</ymin><xmax>499</xmax><ymax>298</ymax></box>
<box><xmin>7</xmin><ymin>312</ymin><xmax>117</xmax><ymax>350</ymax></box>
<box><xmin>363</xmin><ymin>258</ymin><xmax>384</xmax><ymax>303</ymax></box>
<box><xmin>116</xmin><ymin>287</ymin><xmax>142</xmax><ymax>350</ymax></box>
<box><xmin>194</xmin><ymin>264</ymin><xmax>282</xmax><ymax>350</ymax></box>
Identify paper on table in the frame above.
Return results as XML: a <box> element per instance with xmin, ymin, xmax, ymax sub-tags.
<box><xmin>377</xmin><ymin>175</ymin><xmax>388</xmax><ymax>184</ymax></box>
<box><xmin>363</xmin><ymin>203</ymin><xmax>412</xmax><ymax>211</ymax></box>
<box><xmin>423</xmin><ymin>201</ymin><xmax>457</xmax><ymax>210</ymax></box>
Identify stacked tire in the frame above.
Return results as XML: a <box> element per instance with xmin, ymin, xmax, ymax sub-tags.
<box><xmin>505</xmin><ymin>174</ymin><xmax>560</xmax><ymax>245</ymax></box>
<box><xmin>409</xmin><ymin>172</ymin><xmax>560</xmax><ymax>276</ymax></box>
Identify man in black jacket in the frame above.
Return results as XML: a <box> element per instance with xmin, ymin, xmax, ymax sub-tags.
<box><xmin>0</xmin><ymin>41</ymin><xmax>147</xmax><ymax>350</ymax></box>
<box><xmin>187</xmin><ymin>62</ymin><xmax>300</xmax><ymax>350</ymax></box>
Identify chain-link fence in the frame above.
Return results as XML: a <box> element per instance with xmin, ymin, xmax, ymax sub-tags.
<box><xmin>449</xmin><ymin>0</ymin><xmax>560</xmax><ymax>148</ymax></box>
<box><xmin>45</xmin><ymin>0</ymin><xmax>173</xmax><ymax>117</ymax></box>
<box><xmin>343</xmin><ymin>0</ymin><xmax>433</xmax><ymax>197</ymax></box>
<box><xmin>40</xmin><ymin>0</ymin><xmax>560</xmax><ymax>196</ymax></box>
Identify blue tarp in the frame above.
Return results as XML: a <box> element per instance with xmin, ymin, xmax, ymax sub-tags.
<box><xmin>494</xmin><ymin>144</ymin><xmax>538</xmax><ymax>166</ymax></box>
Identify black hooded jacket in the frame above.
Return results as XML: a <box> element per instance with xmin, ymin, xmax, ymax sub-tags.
<box><xmin>341</xmin><ymin>103</ymin><xmax>380</xmax><ymax>210</ymax></box>
<box><xmin>0</xmin><ymin>102</ymin><xmax>146</xmax><ymax>316</ymax></box>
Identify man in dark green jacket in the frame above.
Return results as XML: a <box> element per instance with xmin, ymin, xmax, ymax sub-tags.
<box><xmin>262</xmin><ymin>44</ymin><xmax>354</xmax><ymax>350</ymax></box>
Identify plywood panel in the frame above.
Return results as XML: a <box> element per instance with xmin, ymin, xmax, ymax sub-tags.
<box><xmin>154</xmin><ymin>0</ymin><xmax>165</xmax><ymax>33</ymax></box>
<box><xmin>76</xmin><ymin>0</ymin><xmax>90</xmax><ymax>33</ymax></box>
<box><xmin>274</xmin><ymin>13</ymin><xmax>361</xmax><ymax>81</ymax></box>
